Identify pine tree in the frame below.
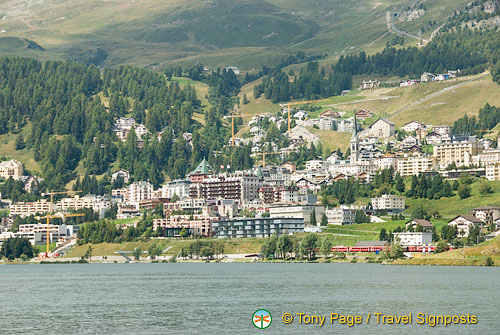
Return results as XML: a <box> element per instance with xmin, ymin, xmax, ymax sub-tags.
<box><xmin>310</xmin><ymin>209</ymin><xmax>317</xmax><ymax>226</ymax></box>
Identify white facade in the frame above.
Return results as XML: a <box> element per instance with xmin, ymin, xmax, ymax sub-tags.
<box><xmin>403</xmin><ymin>121</ymin><xmax>425</xmax><ymax>132</ymax></box>
<box><xmin>448</xmin><ymin>215</ymin><xmax>483</xmax><ymax>238</ymax></box>
<box><xmin>269</xmin><ymin>205</ymin><xmax>325</xmax><ymax>226</ymax></box>
<box><xmin>325</xmin><ymin>206</ymin><xmax>362</xmax><ymax>225</ymax></box>
<box><xmin>10</xmin><ymin>200</ymin><xmax>55</xmax><ymax>217</ymax></box>
<box><xmin>128</xmin><ymin>181</ymin><xmax>153</xmax><ymax>205</ymax></box>
<box><xmin>0</xmin><ymin>160</ymin><xmax>23</xmax><ymax>181</ymax></box>
<box><xmin>394</xmin><ymin>232</ymin><xmax>432</xmax><ymax>246</ymax></box>
<box><xmin>486</xmin><ymin>163</ymin><xmax>500</xmax><ymax>181</ymax></box>
<box><xmin>161</xmin><ymin>180</ymin><xmax>191</xmax><ymax>199</ymax></box>
<box><xmin>371</xmin><ymin>194</ymin><xmax>405</xmax><ymax>212</ymax></box>
<box><xmin>306</xmin><ymin>160</ymin><xmax>327</xmax><ymax>172</ymax></box>
<box><xmin>396</xmin><ymin>156</ymin><xmax>436</xmax><ymax>176</ymax></box>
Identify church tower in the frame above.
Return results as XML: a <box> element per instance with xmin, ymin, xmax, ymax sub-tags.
<box><xmin>350</xmin><ymin>113</ymin><xmax>359</xmax><ymax>164</ymax></box>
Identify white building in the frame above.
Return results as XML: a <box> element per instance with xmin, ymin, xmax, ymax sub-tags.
<box><xmin>16</xmin><ymin>223</ymin><xmax>77</xmax><ymax>245</ymax></box>
<box><xmin>161</xmin><ymin>180</ymin><xmax>191</xmax><ymax>199</ymax></box>
<box><xmin>57</xmin><ymin>195</ymin><xmax>111</xmax><ymax>218</ymax></box>
<box><xmin>447</xmin><ymin>215</ymin><xmax>484</xmax><ymax>237</ymax></box>
<box><xmin>128</xmin><ymin>181</ymin><xmax>153</xmax><ymax>205</ymax></box>
<box><xmin>433</xmin><ymin>140</ymin><xmax>481</xmax><ymax>168</ymax></box>
<box><xmin>371</xmin><ymin>194</ymin><xmax>405</xmax><ymax>213</ymax></box>
<box><xmin>325</xmin><ymin>206</ymin><xmax>363</xmax><ymax>225</ymax></box>
<box><xmin>111</xmin><ymin>169</ymin><xmax>130</xmax><ymax>184</ymax></box>
<box><xmin>394</xmin><ymin>231</ymin><xmax>432</xmax><ymax>247</ymax></box>
<box><xmin>396</xmin><ymin>156</ymin><xmax>437</xmax><ymax>176</ymax></box>
<box><xmin>486</xmin><ymin>163</ymin><xmax>500</xmax><ymax>181</ymax></box>
<box><xmin>306</xmin><ymin>160</ymin><xmax>327</xmax><ymax>172</ymax></box>
<box><xmin>269</xmin><ymin>205</ymin><xmax>325</xmax><ymax>226</ymax></box>
<box><xmin>432</xmin><ymin>125</ymin><xmax>452</xmax><ymax>136</ymax></box>
<box><xmin>0</xmin><ymin>159</ymin><xmax>23</xmax><ymax>181</ymax></box>
<box><xmin>10</xmin><ymin>200</ymin><xmax>56</xmax><ymax>217</ymax></box>
<box><xmin>403</xmin><ymin>121</ymin><xmax>426</xmax><ymax>132</ymax></box>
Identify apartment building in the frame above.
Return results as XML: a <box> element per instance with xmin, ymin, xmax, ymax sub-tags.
<box><xmin>212</xmin><ymin>217</ymin><xmax>304</xmax><ymax>238</ymax></box>
<box><xmin>269</xmin><ymin>205</ymin><xmax>324</xmax><ymax>226</ymax></box>
<box><xmin>10</xmin><ymin>200</ymin><xmax>56</xmax><ymax>217</ymax></box>
<box><xmin>396</xmin><ymin>156</ymin><xmax>437</xmax><ymax>176</ymax></box>
<box><xmin>325</xmin><ymin>206</ymin><xmax>359</xmax><ymax>225</ymax></box>
<box><xmin>371</xmin><ymin>194</ymin><xmax>405</xmax><ymax>213</ymax></box>
<box><xmin>161</xmin><ymin>179</ymin><xmax>191</xmax><ymax>199</ymax></box>
<box><xmin>433</xmin><ymin>140</ymin><xmax>481</xmax><ymax>167</ymax></box>
<box><xmin>128</xmin><ymin>181</ymin><xmax>153</xmax><ymax>204</ymax></box>
<box><xmin>486</xmin><ymin>163</ymin><xmax>500</xmax><ymax>181</ymax></box>
<box><xmin>57</xmin><ymin>195</ymin><xmax>111</xmax><ymax>216</ymax></box>
<box><xmin>393</xmin><ymin>231</ymin><xmax>432</xmax><ymax>247</ymax></box>
<box><xmin>190</xmin><ymin>173</ymin><xmax>262</xmax><ymax>203</ymax></box>
<box><xmin>153</xmin><ymin>215</ymin><xmax>214</xmax><ymax>237</ymax></box>
<box><xmin>16</xmin><ymin>224</ymin><xmax>77</xmax><ymax>245</ymax></box>
<box><xmin>470</xmin><ymin>206</ymin><xmax>500</xmax><ymax>225</ymax></box>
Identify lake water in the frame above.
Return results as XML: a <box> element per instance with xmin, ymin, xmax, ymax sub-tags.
<box><xmin>0</xmin><ymin>263</ymin><xmax>498</xmax><ymax>334</ymax></box>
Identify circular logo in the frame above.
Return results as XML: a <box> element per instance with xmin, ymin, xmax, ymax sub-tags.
<box><xmin>252</xmin><ymin>309</ymin><xmax>272</xmax><ymax>329</ymax></box>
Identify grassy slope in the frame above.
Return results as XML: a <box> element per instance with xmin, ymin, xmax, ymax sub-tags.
<box><xmin>0</xmin><ymin>0</ymin><xmax>467</xmax><ymax>69</ymax></box>
<box><xmin>66</xmin><ymin>238</ymin><xmax>263</xmax><ymax>257</ymax></box>
<box><xmin>333</xmin><ymin>74</ymin><xmax>500</xmax><ymax>127</ymax></box>
<box><xmin>405</xmin><ymin>180</ymin><xmax>500</xmax><ymax>219</ymax></box>
<box><xmin>0</xmin><ymin>124</ymin><xmax>40</xmax><ymax>174</ymax></box>
<box><xmin>395</xmin><ymin>236</ymin><xmax>500</xmax><ymax>266</ymax></box>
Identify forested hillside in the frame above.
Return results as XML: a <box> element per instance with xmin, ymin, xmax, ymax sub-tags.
<box><xmin>0</xmin><ymin>57</ymin><xmax>254</xmax><ymax>193</ymax></box>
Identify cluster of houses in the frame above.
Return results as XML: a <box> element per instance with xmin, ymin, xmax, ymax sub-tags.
<box><xmin>391</xmin><ymin>206</ymin><xmax>500</xmax><ymax>248</ymax></box>
<box><xmin>399</xmin><ymin>70</ymin><xmax>459</xmax><ymax>87</ymax></box>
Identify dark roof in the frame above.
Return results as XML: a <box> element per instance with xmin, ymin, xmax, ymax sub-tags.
<box><xmin>406</xmin><ymin>219</ymin><xmax>433</xmax><ymax>228</ymax></box>
<box><xmin>355</xmin><ymin>241</ymin><xmax>389</xmax><ymax>247</ymax></box>
<box><xmin>449</xmin><ymin>215</ymin><xmax>483</xmax><ymax>224</ymax></box>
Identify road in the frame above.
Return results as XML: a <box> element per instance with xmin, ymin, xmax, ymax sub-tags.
<box><xmin>387</xmin><ymin>10</ymin><xmax>426</xmax><ymax>43</ymax></box>
<box><xmin>388</xmin><ymin>73</ymin><xmax>490</xmax><ymax>119</ymax></box>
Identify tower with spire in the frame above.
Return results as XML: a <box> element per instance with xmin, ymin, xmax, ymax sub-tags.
<box><xmin>350</xmin><ymin>112</ymin><xmax>359</xmax><ymax>164</ymax></box>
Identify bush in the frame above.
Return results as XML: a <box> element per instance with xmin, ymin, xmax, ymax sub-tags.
<box><xmin>435</xmin><ymin>240</ymin><xmax>449</xmax><ymax>253</ymax></box>
<box><xmin>458</xmin><ymin>184</ymin><xmax>471</xmax><ymax>199</ymax></box>
<box><xmin>479</xmin><ymin>183</ymin><xmax>492</xmax><ymax>195</ymax></box>
<box><xmin>485</xmin><ymin>257</ymin><xmax>494</xmax><ymax>266</ymax></box>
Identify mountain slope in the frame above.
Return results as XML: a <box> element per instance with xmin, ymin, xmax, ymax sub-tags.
<box><xmin>0</xmin><ymin>0</ymin><xmax>470</xmax><ymax>69</ymax></box>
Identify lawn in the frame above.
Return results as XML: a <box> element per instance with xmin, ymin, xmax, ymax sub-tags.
<box><xmin>405</xmin><ymin>180</ymin><xmax>500</xmax><ymax>219</ymax></box>
<box><xmin>307</xmin><ymin>128</ymin><xmax>351</xmax><ymax>152</ymax></box>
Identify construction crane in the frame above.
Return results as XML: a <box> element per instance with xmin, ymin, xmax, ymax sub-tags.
<box><xmin>229</xmin><ymin>104</ymin><xmax>261</xmax><ymax>146</ymax></box>
<box><xmin>41</xmin><ymin>190</ymin><xmax>81</xmax><ymax>204</ymax></box>
<box><xmin>254</xmin><ymin>150</ymin><xmax>296</xmax><ymax>167</ymax></box>
<box><xmin>35</xmin><ymin>213</ymin><xmax>85</xmax><ymax>258</ymax></box>
<box><xmin>286</xmin><ymin>99</ymin><xmax>329</xmax><ymax>133</ymax></box>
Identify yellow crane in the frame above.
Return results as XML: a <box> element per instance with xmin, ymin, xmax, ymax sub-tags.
<box><xmin>286</xmin><ymin>99</ymin><xmax>329</xmax><ymax>132</ymax></box>
<box><xmin>38</xmin><ymin>190</ymin><xmax>82</xmax><ymax>257</ymax></box>
<box><xmin>229</xmin><ymin>105</ymin><xmax>261</xmax><ymax>146</ymax></box>
<box><xmin>255</xmin><ymin>150</ymin><xmax>296</xmax><ymax>167</ymax></box>
<box><xmin>41</xmin><ymin>190</ymin><xmax>81</xmax><ymax>204</ymax></box>
<box><xmin>36</xmin><ymin>213</ymin><xmax>85</xmax><ymax>258</ymax></box>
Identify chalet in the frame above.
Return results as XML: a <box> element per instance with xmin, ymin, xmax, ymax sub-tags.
<box><xmin>447</xmin><ymin>215</ymin><xmax>484</xmax><ymax>237</ymax></box>
<box><xmin>361</xmin><ymin>80</ymin><xmax>380</xmax><ymax>90</ymax></box>
<box><xmin>406</xmin><ymin>219</ymin><xmax>433</xmax><ymax>232</ymax></box>
<box><xmin>432</xmin><ymin>125</ymin><xmax>452</xmax><ymax>136</ymax></box>
<box><xmin>400</xmin><ymin>79</ymin><xmax>420</xmax><ymax>87</ymax></box>
<box><xmin>425</xmin><ymin>132</ymin><xmax>442</xmax><ymax>144</ymax></box>
<box><xmin>355</xmin><ymin>109</ymin><xmax>372</xmax><ymax>119</ymax></box>
<box><xmin>320</xmin><ymin>110</ymin><xmax>341</xmax><ymax>118</ymax></box>
<box><xmin>403</xmin><ymin>121</ymin><xmax>426</xmax><ymax>132</ymax></box>
<box><xmin>401</xmin><ymin>136</ymin><xmax>419</xmax><ymax>148</ymax></box>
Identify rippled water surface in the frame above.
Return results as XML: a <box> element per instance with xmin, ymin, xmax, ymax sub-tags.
<box><xmin>1</xmin><ymin>263</ymin><xmax>498</xmax><ymax>334</ymax></box>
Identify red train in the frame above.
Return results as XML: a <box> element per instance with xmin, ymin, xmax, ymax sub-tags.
<box><xmin>330</xmin><ymin>245</ymin><xmax>454</xmax><ymax>253</ymax></box>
